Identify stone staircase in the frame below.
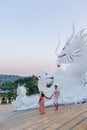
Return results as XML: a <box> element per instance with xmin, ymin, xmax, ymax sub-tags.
<box><xmin>0</xmin><ymin>103</ymin><xmax>87</xmax><ymax>130</ymax></box>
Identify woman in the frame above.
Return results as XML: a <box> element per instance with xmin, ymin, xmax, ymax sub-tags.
<box><xmin>38</xmin><ymin>91</ymin><xmax>49</xmax><ymax>115</ymax></box>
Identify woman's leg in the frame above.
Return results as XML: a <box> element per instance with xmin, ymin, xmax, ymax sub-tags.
<box><xmin>56</xmin><ymin>103</ymin><xmax>58</xmax><ymax>110</ymax></box>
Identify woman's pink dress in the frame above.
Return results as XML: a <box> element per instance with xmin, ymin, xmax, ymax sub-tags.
<box><xmin>39</xmin><ymin>96</ymin><xmax>45</xmax><ymax>114</ymax></box>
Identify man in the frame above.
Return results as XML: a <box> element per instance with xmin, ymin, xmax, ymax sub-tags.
<box><xmin>50</xmin><ymin>85</ymin><xmax>60</xmax><ymax>110</ymax></box>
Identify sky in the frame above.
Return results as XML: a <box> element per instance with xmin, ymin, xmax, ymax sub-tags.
<box><xmin>0</xmin><ymin>0</ymin><xmax>87</xmax><ymax>76</ymax></box>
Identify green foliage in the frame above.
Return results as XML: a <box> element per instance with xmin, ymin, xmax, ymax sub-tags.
<box><xmin>0</xmin><ymin>75</ymin><xmax>39</xmax><ymax>104</ymax></box>
<box><xmin>14</xmin><ymin>75</ymin><xmax>39</xmax><ymax>95</ymax></box>
<box><xmin>0</xmin><ymin>75</ymin><xmax>39</xmax><ymax>98</ymax></box>
<box><xmin>46</xmin><ymin>80</ymin><xmax>53</xmax><ymax>88</ymax></box>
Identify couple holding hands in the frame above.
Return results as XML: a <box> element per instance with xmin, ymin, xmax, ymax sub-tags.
<box><xmin>38</xmin><ymin>85</ymin><xmax>60</xmax><ymax>115</ymax></box>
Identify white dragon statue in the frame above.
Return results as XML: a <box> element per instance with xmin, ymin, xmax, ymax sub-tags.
<box><xmin>12</xmin><ymin>76</ymin><xmax>54</xmax><ymax>110</ymax></box>
<box><xmin>12</xmin><ymin>84</ymin><xmax>39</xmax><ymax>110</ymax></box>
<box><xmin>12</xmin><ymin>27</ymin><xmax>87</xmax><ymax>110</ymax></box>
<box><xmin>55</xmin><ymin>27</ymin><xmax>87</xmax><ymax>103</ymax></box>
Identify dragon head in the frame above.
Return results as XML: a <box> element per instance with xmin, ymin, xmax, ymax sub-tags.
<box><xmin>56</xmin><ymin>27</ymin><xmax>87</xmax><ymax>65</ymax></box>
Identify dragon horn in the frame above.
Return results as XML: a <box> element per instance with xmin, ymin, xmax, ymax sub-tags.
<box><xmin>55</xmin><ymin>36</ymin><xmax>61</xmax><ymax>57</ymax></box>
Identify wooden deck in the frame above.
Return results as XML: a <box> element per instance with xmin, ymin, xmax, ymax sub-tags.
<box><xmin>0</xmin><ymin>103</ymin><xmax>87</xmax><ymax>130</ymax></box>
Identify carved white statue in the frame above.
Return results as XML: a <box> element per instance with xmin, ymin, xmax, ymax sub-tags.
<box><xmin>55</xmin><ymin>27</ymin><xmax>87</xmax><ymax>103</ymax></box>
<box><xmin>12</xmin><ymin>27</ymin><xmax>87</xmax><ymax>110</ymax></box>
<box><xmin>12</xmin><ymin>85</ymin><xmax>39</xmax><ymax>110</ymax></box>
<box><xmin>12</xmin><ymin>75</ymin><xmax>54</xmax><ymax>110</ymax></box>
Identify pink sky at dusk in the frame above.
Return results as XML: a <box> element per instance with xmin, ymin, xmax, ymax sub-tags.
<box><xmin>0</xmin><ymin>0</ymin><xmax>87</xmax><ymax>76</ymax></box>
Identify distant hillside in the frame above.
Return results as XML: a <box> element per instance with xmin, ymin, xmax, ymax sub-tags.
<box><xmin>0</xmin><ymin>74</ymin><xmax>24</xmax><ymax>82</ymax></box>
<box><xmin>0</xmin><ymin>75</ymin><xmax>39</xmax><ymax>96</ymax></box>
